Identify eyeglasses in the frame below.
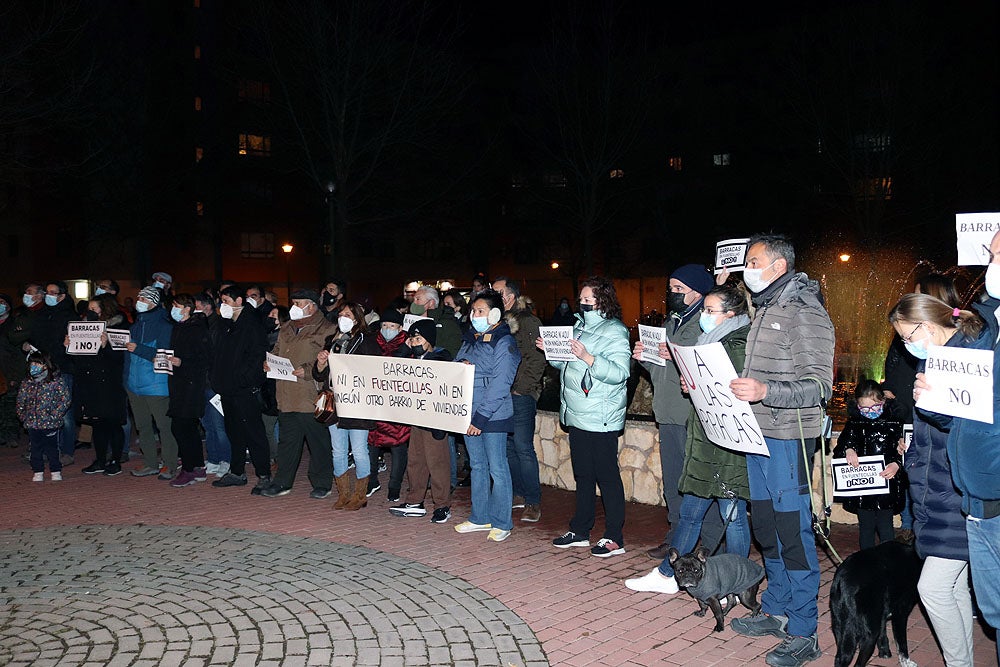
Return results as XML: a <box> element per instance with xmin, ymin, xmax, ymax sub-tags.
<box><xmin>900</xmin><ymin>322</ymin><xmax>924</xmax><ymax>343</ymax></box>
<box><xmin>701</xmin><ymin>307</ymin><xmax>725</xmax><ymax>315</ymax></box>
<box><xmin>858</xmin><ymin>402</ymin><xmax>884</xmax><ymax>416</ymax></box>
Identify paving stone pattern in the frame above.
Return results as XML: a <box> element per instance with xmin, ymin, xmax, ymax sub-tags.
<box><xmin>0</xmin><ymin>525</ymin><xmax>545</xmax><ymax>667</ymax></box>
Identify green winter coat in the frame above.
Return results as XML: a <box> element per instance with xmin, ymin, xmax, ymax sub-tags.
<box><xmin>677</xmin><ymin>324</ymin><xmax>751</xmax><ymax>500</ymax></box>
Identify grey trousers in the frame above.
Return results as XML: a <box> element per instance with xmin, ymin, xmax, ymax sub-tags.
<box><xmin>127</xmin><ymin>392</ymin><xmax>177</xmax><ymax>471</ymax></box>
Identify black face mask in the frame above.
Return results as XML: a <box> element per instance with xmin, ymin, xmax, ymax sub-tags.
<box><xmin>579</xmin><ymin>304</ymin><xmax>595</xmax><ymax>313</ymax></box>
<box><xmin>667</xmin><ymin>292</ymin><xmax>689</xmax><ymax>313</ymax></box>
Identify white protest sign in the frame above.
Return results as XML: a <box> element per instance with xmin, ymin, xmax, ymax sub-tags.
<box><xmin>637</xmin><ymin>325</ymin><xmax>667</xmax><ymax>367</ymax></box>
<box><xmin>916</xmin><ymin>344</ymin><xmax>994</xmax><ymax>423</ymax></box>
<box><xmin>106</xmin><ymin>328</ymin><xmax>131</xmax><ymax>351</ymax></box>
<box><xmin>538</xmin><ymin>326</ymin><xmax>575</xmax><ymax>362</ymax></box>
<box><xmin>153</xmin><ymin>349</ymin><xmax>174</xmax><ymax>375</ymax></box>
<box><xmin>832</xmin><ymin>455</ymin><xmax>889</xmax><ymax>497</ymax></box>
<box><xmin>67</xmin><ymin>321</ymin><xmax>105</xmax><ymax>355</ymax></box>
<box><xmin>402</xmin><ymin>314</ymin><xmax>431</xmax><ymax>332</ymax></box>
<box><xmin>266</xmin><ymin>352</ymin><xmax>297</xmax><ymax>382</ymax></box>
<box><xmin>668</xmin><ymin>341</ymin><xmax>768</xmax><ymax>455</ymax></box>
<box><xmin>715</xmin><ymin>238</ymin><xmax>749</xmax><ymax>274</ymax></box>
<box><xmin>209</xmin><ymin>393</ymin><xmax>224</xmax><ymax>415</ymax></box>
<box><xmin>326</xmin><ymin>354</ymin><xmax>474</xmax><ymax>432</ymax></box>
<box><xmin>956</xmin><ymin>212</ymin><xmax>1000</xmax><ymax>265</ymax></box>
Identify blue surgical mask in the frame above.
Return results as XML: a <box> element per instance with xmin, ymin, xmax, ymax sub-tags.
<box><xmin>471</xmin><ymin>316</ymin><xmax>489</xmax><ymax>333</ymax></box>
<box><xmin>135</xmin><ymin>301</ymin><xmax>150</xmax><ymax>313</ymax></box>
<box><xmin>859</xmin><ymin>403</ymin><xmax>884</xmax><ymax>420</ymax></box>
<box><xmin>381</xmin><ymin>327</ymin><xmax>399</xmax><ymax>342</ymax></box>
<box><xmin>0</xmin><ymin>303</ymin><xmax>7</xmax><ymax>317</ymax></box>
<box><xmin>29</xmin><ymin>364</ymin><xmax>45</xmax><ymax>378</ymax></box>
<box><xmin>903</xmin><ymin>338</ymin><xmax>929</xmax><ymax>360</ymax></box>
<box><xmin>699</xmin><ymin>312</ymin><xmax>719</xmax><ymax>334</ymax></box>
<box><xmin>22</xmin><ymin>294</ymin><xmax>36</xmax><ymax>307</ymax></box>
<box><xmin>44</xmin><ymin>294</ymin><xmax>59</xmax><ymax>307</ymax></box>
<box><xmin>153</xmin><ymin>281</ymin><xmax>165</xmax><ymax>290</ymax></box>
<box><xmin>170</xmin><ymin>306</ymin><xmax>184</xmax><ymax>322</ymax></box>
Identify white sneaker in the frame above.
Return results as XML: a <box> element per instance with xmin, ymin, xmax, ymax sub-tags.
<box><xmin>487</xmin><ymin>528</ymin><xmax>511</xmax><ymax>542</ymax></box>
<box><xmin>205</xmin><ymin>462</ymin><xmax>219</xmax><ymax>475</ymax></box>
<box><xmin>625</xmin><ymin>568</ymin><xmax>679</xmax><ymax>594</ymax></box>
<box><xmin>32</xmin><ymin>472</ymin><xmax>44</xmax><ymax>482</ymax></box>
<box><xmin>216</xmin><ymin>461</ymin><xmax>231</xmax><ymax>477</ymax></box>
<box><xmin>50</xmin><ymin>471</ymin><xmax>63</xmax><ymax>482</ymax></box>
<box><xmin>454</xmin><ymin>521</ymin><xmax>492</xmax><ymax>533</ymax></box>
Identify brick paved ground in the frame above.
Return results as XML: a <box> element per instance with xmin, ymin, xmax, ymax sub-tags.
<box><xmin>0</xmin><ymin>444</ymin><xmax>996</xmax><ymax>666</ymax></box>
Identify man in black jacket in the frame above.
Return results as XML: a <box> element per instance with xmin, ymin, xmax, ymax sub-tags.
<box><xmin>210</xmin><ymin>285</ymin><xmax>271</xmax><ymax>494</ymax></box>
<box><xmin>32</xmin><ymin>281</ymin><xmax>79</xmax><ymax>463</ymax></box>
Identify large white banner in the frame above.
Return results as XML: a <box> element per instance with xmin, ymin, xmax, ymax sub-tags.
<box><xmin>916</xmin><ymin>344</ymin><xmax>994</xmax><ymax>423</ymax></box>
<box><xmin>956</xmin><ymin>212</ymin><xmax>1000</xmax><ymax>265</ymax></box>
<box><xmin>668</xmin><ymin>341</ymin><xmax>769</xmax><ymax>456</ymax></box>
<box><xmin>326</xmin><ymin>355</ymin><xmax>474</xmax><ymax>432</ymax></box>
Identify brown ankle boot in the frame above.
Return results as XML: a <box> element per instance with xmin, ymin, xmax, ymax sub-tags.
<box><xmin>344</xmin><ymin>476</ymin><xmax>369</xmax><ymax>510</ymax></box>
<box><xmin>333</xmin><ymin>473</ymin><xmax>352</xmax><ymax>509</ymax></box>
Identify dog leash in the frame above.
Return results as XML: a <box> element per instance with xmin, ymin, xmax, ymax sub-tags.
<box><xmin>703</xmin><ymin>475</ymin><xmax>739</xmax><ymax>557</ymax></box>
<box><xmin>798</xmin><ymin>405</ymin><xmax>844</xmax><ymax>566</ymax></box>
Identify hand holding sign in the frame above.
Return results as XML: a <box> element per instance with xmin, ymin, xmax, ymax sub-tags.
<box><xmin>265</xmin><ymin>352</ymin><xmax>297</xmax><ymax>381</ymax></box>
<box><xmin>637</xmin><ymin>325</ymin><xmax>667</xmax><ymax>366</ymax></box>
<box><xmin>538</xmin><ymin>326</ymin><xmax>575</xmax><ymax>362</ymax></box>
<box><xmin>915</xmin><ymin>345</ymin><xmax>994</xmax><ymax>423</ymax></box>
<box><xmin>67</xmin><ymin>321</ymin><xmax>105</xmax><ymax>355</ymax></box>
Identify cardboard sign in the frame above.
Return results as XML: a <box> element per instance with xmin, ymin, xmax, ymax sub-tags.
<box><xmin>326</xmin><ymin>354</ymin><xmax>474</xmax><ymax>432</ymax></box>
<box><xmin>265</xmin><ymin>352</ymin><xmax>297</xmax><ymax>382</ymax></box>
<box><xmin>832</xmin><ymin>455</ymin><xmax>889</xmax><ymax>497</ymax></box>
<box><xmin>153</xmin><ymin>349</ymin><xmax>174</xmax><ymax>375</ymax></box>
<box><xmin>402</xmin><ymin>314</ymin><xmax>431</xmax><ymax>333</ymax></box>
<box><xmin>106</xmin><ymin>328</ymin><xmax>131</xmax><ymax>351</ymax></box>
<box><xmin>956</xmin><ymin>212</ymin><xmax>1000</xmax><ymax>265</ymax></box>
<box><xmin>715</xmin><ymin>238</ymin><xmax>749</xmax><ymax>274</ymax></box>
<box><xmin>209</xmin><ymin>393</ymin><xmax>224</xmax><ymax>415</ymax></box>
<box><xmin>538</xmin><ymin>326</ymin><xmax>576</xmax><ymax>362</ymax></box>
<box><xmin>637</xmin><ymin>325</ymin><xmax>667</xmax><ymax>366</ymax></box>
<box><xmin>668</xmin><ymin>341</ymin><xmax>768</xmax><ymax>456</ymax></box>
<box><xmin>67</xmin><ymin>321</ymin><xmax>105</xmax><ymax>355</ymax></box>
<box><xmin>916</xmin><ymin>344</ymin><xmax>994</xmax><ymax>423</ymax></box>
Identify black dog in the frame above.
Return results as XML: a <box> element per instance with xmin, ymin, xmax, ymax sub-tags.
<box><xmin>830</xmin><ymin>541</ymin><xmax>923</xmax><ymax>667</ymax></box>
<box><xmin>669</xmin><ymin>547</ymin><xmax>765</xmax><ymax>632</ymax></box>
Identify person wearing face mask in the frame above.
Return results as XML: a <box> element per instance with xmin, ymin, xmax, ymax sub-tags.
<box><xmin>409</xmin><ymin>286</ymin><xmax>462</xmax><ymax>358</ymax></box>
<box><xmin>0</xmin><ymin>293</ymin><xmax>27</xmax><ymax>448</ymax></box>
<box><xmin>832</xmin><ymin>380</ymin><xmax>906</xmax><ymax>550</ymax></box>
<box><xmin>626</xmin><ymin>285</ymin><xmax>753</xmax><ymax>595</ymax></box>
<box><xmin>538</xmin><ymin>276</ymin><xmax>631</xmax><ymax>557</ymax></box>
<box><xmin>194</xmin><ymin>292</ymin><xmax>231</xmax><ymax>477</ymax></box>
<box><xmin>549</xmin><ymin>297</ymin><xmax>577</xmax><ymax>327</ymax></box>
<box><xmin>210</xmin><ymin>285</ymin><xmax>271</xmax><ymax>494</ymax></box>
<box><xmin>632</xmin><ymin>263</ymin><xmax>716</xmax><ymax>561</ymax></box>
<box><xmin>123</xmin><ymin>286</ymin><xmax>179</xmax><ymax>478</ymax></box>
<box><xmin>364</xmin><ymin>308</ymin><xmax>411</xmax><ymax>502</ymax></box>
<box><xmin>726</xmin><ymin>233</ymin><xmax>833</xmax><ymax>666</ymax></box>
<box><xmin>258</xmin><ymin>291</ymin><xmax>336</xmax><ymax>499</ymax></box>
<box><xmin>320</xmin><ymin>279</ymin><xmax>346</xmax><ymax>319</ymax></box>
<box><xmin>151</xmin><ymin>272</ymin><xmax>174</xmax><ymax>306</ymax></box>
<box><xmin>17</xmin><ymin>351</ymin><xmax>71</xmax><ymax>481</ymax></box>
<box><xmin>313</xmin><ymin>302</ymin><xmax>381</xmax><ymax>510</ymax></box>
<box><xmin>442</xmin><ymin>289</ymin><xmax>470</xmax><ymax>333</ymax></box>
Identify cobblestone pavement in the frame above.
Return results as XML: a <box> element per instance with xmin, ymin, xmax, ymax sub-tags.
<box><xmin>0</xmin><ymin>525</ymin><xmax>544</xmax><ymax>667</ymax></box>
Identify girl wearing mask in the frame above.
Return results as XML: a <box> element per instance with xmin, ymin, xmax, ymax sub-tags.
<box><xmin>314</xmin><ymin>302</ymin><xmax>380</xmax><ymax>510</ymax></box>
<box><xmin>538</xmin><ymin>277</ymin><xmax>631</xmax><ymax>557</ymax></box>
<box><xmin>17</xmin><ymin>351</ymin><xmax>71</xmax><ymax>481</ymax></box>
<box><xmin>366</xmin><ymin>309</ymin><xmax>411</xmax><ymax>501</ymax></box>
<box><xmin>626</xmin><ymin>285</ymin><xmax>753</xmax><ymax>593</ymax></box>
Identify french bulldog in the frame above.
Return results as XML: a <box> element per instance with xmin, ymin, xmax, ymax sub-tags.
<box><xmin>668</xmin><ymin>547</ymin><xmax>765</xmax><ymax>632</ymax></box>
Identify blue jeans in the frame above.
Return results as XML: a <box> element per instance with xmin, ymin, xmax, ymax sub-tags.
<box><xmin>967</xmin><ymin>515</ymin><xmax>1000</xmax><ymax>665</ymax></box>
<box><xmin>466</xmin><ymin>431</ymin><xmax>513</xmax><ymax>530</ymax></box>
<box><xmin>658</xmin><ymin>495</ymin><xmax>750</xmax><ymax>577</ymax></box>
<box><xmin>329</xmin><ymin>424</ymin><xmax>370</xmax><ymax>477</ymax></box>
<box><xmin>201</xmin><ymin>389</ymin><xmax>231</xmax><ymax>464</ymax></box>
<box><xmin>747</xmin><ymin>437</ymin><xmax>821</xmax><ymax>638</ymax></box>
<box><xmin>61</xmin><ymin>373</ymin><xmax>75</xmax><ymax>456</ymax></box>
<box><xmin>507</xmin><ymin>394</ymin><xmax>541</xmax><ymax>505</ymax></box>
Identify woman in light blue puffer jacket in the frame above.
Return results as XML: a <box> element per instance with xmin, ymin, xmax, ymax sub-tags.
<box><xmin>538</xmin><ymin>276</ymin><xmax>631</xmax><ymax>557</ymax></box>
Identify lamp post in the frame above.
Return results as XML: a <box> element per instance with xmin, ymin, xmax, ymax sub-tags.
<box><xmin>282</xmin><ymin>242</ymin><xmax>294</xmax><ymax>303</ymax></box>
<box><xmin>325</xmin><ymin>181</ymin><xmax>336</xmax><ymax>277</ymax></box>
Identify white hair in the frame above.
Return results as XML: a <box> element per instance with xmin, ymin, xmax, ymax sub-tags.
<box><xmin>416</xmin><ymin>285</ymin><xmax>439</xmax><ymax>307</ymax></box>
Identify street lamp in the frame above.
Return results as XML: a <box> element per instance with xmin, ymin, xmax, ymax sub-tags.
<box><xmin>839</xmin><ymin>253</ymin><xmax>851</xmax><ymax>262</ymax></box>
<box><xmin>282</xmin><ymin>242</ymin><xmax>294</xmax><ymax>303</ymax></box>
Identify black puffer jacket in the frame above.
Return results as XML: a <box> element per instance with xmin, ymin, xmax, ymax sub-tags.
<box><xmin>168</xmin><ymin>314</ymin><xmax>211</xmax><ymax>418</ymax></box>
<box><xmin>833</xmin><ymin>399</ymin><xmax>906</xmax><ymax>513</ymax></box>
<box><xmin>73</xmin><ymin>315</ymin><xmax>127</xmax><ymax>424</ymax></box>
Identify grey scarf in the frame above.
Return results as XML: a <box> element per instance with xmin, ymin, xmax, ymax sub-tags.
<box><xmin>696</xmin><ymin>313</ymin><xmax>751</xmax><ymax>346</ymax></box>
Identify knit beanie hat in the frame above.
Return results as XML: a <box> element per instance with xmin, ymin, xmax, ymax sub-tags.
<box><xmin>408</xmin><ymin>319</ymin><xmax>437</xmax><ymax>346</ymax></box>
<box><xmin>380</xmin><ymin>308</ymin><xmax>405</xmax><ymax>326</ymax></box>
<box><xmin>670</xmin><ymin>264</ymin><xmax>714</xmax><ymax>296</ymax></box>
<box><xmin>138</xmin><ymin>286</ymin><xmax>162</xmax><ymax>307</ymax></box>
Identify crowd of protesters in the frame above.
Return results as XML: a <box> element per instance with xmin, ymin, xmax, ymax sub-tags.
<box><xmin>1</xmin><ymin>228</ymin><xmax>999</xmax><ymax>667</ymax></box>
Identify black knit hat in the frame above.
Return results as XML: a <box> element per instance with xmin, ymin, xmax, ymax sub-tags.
<box><xmin>408</xmin><ymin>319</ymin><xmax>437</xmax><ymax>346</ymax></box>
<box><xmin>380</xmin><ymin>308</ymin><xmax>404</xmax><ymax>325</ymax></box>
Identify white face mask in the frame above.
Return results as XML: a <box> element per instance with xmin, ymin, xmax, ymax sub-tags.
<box><xmin>743</xmin><ymin>260</ymin><xmax>777</xmax><ymax>293</ymax></box>
<box><xmin>219</xmin><ymin>303</ymin><xmax>234</xmax><ymax>319</ymax></box>
<box><xmin>986</xmin><ymin>263</ymin><xmax>1000</xmax><ymax>300</ymax></box>
<box><xmin>246</xmin><ymin>297</ymin><xmax>259</xmax><ymax>309</ymax></box>
<box><xmin>289</xmin><ymin>305</ymin><xmax>307</xmax><ymax>320</ymax></box>
<box><xmin>338</xmin><ymin>316</ymin><xmax>354</xmax><ymax>333</ymax></box>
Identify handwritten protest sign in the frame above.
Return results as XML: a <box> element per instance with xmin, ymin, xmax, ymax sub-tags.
<box><xmin>916</xmin><ymin>344</ymin><xmax>993</xmax><ymax>423</ymax></box>
<box><xmin>637</xmin><ymin>325</ymin><xmax>667</xmax><ymax>366</ymax></box>
<box><xmin>956</xmin><ymin>212</ymin><xmax>1000</xmax><ymax>265</ymax></box>
<box><xmin>106</xmin><ymin>328</ymin><xmax>130</xmax><ymax>351</ymax></box>
<box><xmin>668</xmin><ymin>341</ymin><xmax>768</xmax><ymax>456</ymax></box>
<box><xmin>538</xmin><ymin>326</ymin><xmax>575</xmax><ymax>362</ymax></box>
<box><xmin>832</xmin><ymin>455</ymin><xmax>889</xmax><ymax>497</ymax></box>
<box><xmin>715</xmin><ymin>238</ymin><xmax>749</xmax><ymax>274</ymax></box>
<box><xmin>326</xmin><ymin>354</ymin><xmax>474</xmax><ymax>432</ymax></box>
<box><xmin>402</xmin><ymin>314</ymin><xmax>431</xmax><ymax>332</ymax></box>
<box><xmin>266</xmin><ymin>352</ymin><xmax>297</xmax><ymax>382</ymax></box>
<box><xmin>67</xmin><ymin>321</ymin><xmax>105</xmax><ymax>355</ymax></box>
<box><xmin>153</xmin><ymin>349</ymin><xmax>174</xmax><ymax>375</ymax></box>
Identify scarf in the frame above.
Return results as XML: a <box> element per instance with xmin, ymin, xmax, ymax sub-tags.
<box><xmin>696</xmin><ymin>313</ymin><xmax>751</xmax><ymax>346</ymax></box>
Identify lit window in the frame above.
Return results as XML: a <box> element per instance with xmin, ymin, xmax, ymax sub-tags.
<box><xmin>194</xmin><ymin>96</ymin><xmax>202</xmax><ymax>111</ymax></box>
<box><xmin>816</xmin><ymin>138</ymin><xmax>823</xmax><ymax>154</ymax></box>
<box><xmin>713</xmin><ymin>153</ymin><xmax>731</xmax><ymax>167</ymax></box>
<box><xmin>610</xmin><ymin>168</ymin><xmax>624</xmax><ymax>179</ymax></box>
<box><xmin>856</xmin><ymin>177</ymin><xmax>893</xmax><ymax>201</ymax></box>
<box><xmin>241</xmin><ymin>232</ymin><xmax>275</xmax><ymax>259</ymax></box>
<box><xmin>194</xmin><ymin>45</ymin><xmax>201</xmax><ymax>60</ymax></box>
<box><xmin>195</xmin><ymin>201</ymin><xmax>204</xmax><ymax>216</ymax></box>
<box><xmin>195</xmin><ymin>147</ymin><xmax>203</xmax><ymax>162</ymax></box>
<box><xmin>238</xmin><ymin>79</ymin><xmax>271</xmax><ymax>104</ymax></box>
<box><xmin>668</xmin><ymin>156</ymin><xmax>682</xmax><ymax>171</ymax></box>
<box><xmin>853</xmin><ymin>133</ymin><xmax>891</xmax><ymax>153</ymax></box>
<box><xmin>238</xmin><ymin>133</ymin><xmax>271</xmax><ymax>157</ymax></box>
